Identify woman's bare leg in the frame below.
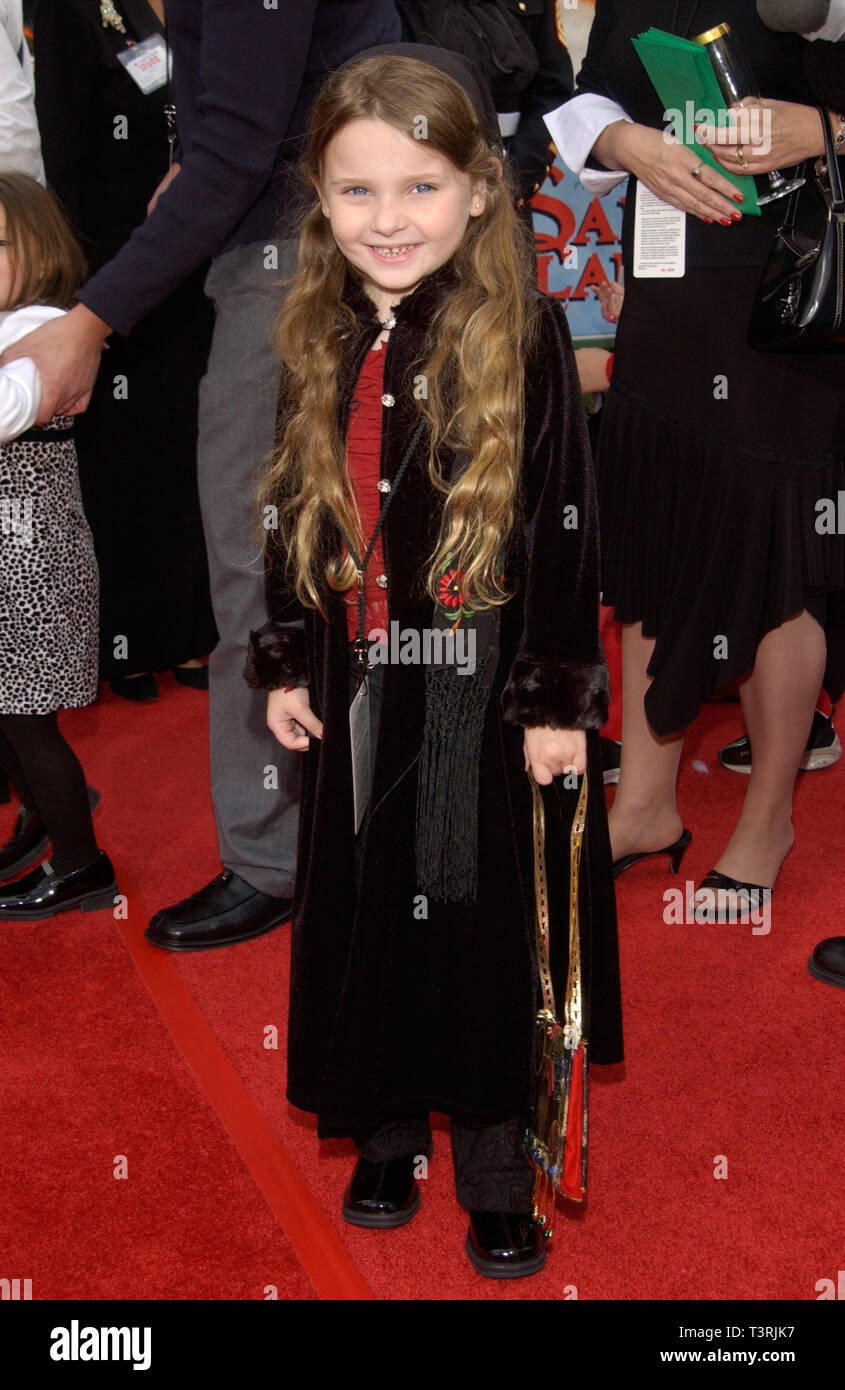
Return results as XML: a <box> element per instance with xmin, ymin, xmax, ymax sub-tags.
<box><xmin>706</xmin><ymin>609</ymin><xmax>825</xmax><ymax>888</ymax></box>
<box><xmin>608</xmin><ymin>621</ymin><xmax>686</xmax><ymax>862</ymax></box>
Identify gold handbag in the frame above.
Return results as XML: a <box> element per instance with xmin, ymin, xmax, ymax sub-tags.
<box><xmin>525</xmin><ymin>773</ymin><xmax>589</xmax><ymax>1237</ymax></box>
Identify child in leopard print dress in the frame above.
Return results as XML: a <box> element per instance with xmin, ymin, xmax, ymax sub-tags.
<box><xmin>0</xmin><ymin>174</ymin><xmax>117</xmax><ymax>919</ymax></box>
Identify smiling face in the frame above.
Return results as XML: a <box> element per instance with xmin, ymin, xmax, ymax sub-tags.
<box><xmin>317</xmin><ymin>118</ymin><xmax>487</xmax><ymax>320</ymax></box>
<box><xmin>0</xmin><ymin>209</ymin><xmax>20</xmax><ymax>312</ymax></box>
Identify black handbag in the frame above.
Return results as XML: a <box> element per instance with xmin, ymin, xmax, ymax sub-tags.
<box><xmin>395</xmin><ymin>0</ymin><xmax>539</xmax><ymax>111</ymax></box>
<box><xmin>748</xmin><ymin>106</ymin><xmax>845</xmax><ymax>353</ymax></box>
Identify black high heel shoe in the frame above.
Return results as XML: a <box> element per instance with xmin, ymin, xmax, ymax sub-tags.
<box><xmin>693</xmin><ymin>870</ymin><xmax>771</xmax><ymax>924</ymax></box>
<box><xmin>612</xmin><ymin>828</ymin><xmax>692</xmax><ymax>880</ymax></box>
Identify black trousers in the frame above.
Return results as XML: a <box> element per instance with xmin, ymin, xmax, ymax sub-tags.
<box><xmin>349</xmin><ymin>650</ymin><xmax>535</xmax><ymax>1214</ymax></box>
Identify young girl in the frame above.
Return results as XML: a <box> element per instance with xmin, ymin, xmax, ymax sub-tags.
<box><xmin>0</xmin><ymin>173</ymin><xmax>116</xmax><ymax>918</ymax></box>
<box><xmin>246</xmin><ymin>47</ymin><xmax>622</xmax><ymax>1279</ymax></box>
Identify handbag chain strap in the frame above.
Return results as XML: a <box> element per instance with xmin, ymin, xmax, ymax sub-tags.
<box><xmin>529</xmin><ymin>773</ymin><xmax>588</xmax><ymax>1040</ymax></box>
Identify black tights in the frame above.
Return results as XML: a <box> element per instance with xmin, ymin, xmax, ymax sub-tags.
<box><xmin>0</xmin><ymin>713</ymin><xmax>97</xmax><ymax>876</ymax></box>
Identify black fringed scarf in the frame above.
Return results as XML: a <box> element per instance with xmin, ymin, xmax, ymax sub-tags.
<box><xmin>415</xmin><ymin>456</ymin><xmax>502</xmax><ymax>904</ymax></box>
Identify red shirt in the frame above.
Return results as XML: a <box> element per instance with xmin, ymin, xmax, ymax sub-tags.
<box><xmin>344</xmin><ymin>343</ymin><xmax>390</xmax><ymax>643</ymax></box>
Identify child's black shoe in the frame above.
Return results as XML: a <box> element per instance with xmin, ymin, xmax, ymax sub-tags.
<box><xmin>465</xmin><ymin>1210</ymin><xmax>546</xmax><ymax>1279</ymax></box>
<box><xmin>342</xmin><ymin>1155</ymin><xmax>420</xmax><ymax>1228</ymax></box>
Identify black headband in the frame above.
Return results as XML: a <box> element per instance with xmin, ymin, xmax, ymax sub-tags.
<box><xmin>343</xmin><ymin>42</ymin><xmax>503</xmax><ymax>151</ymax></box>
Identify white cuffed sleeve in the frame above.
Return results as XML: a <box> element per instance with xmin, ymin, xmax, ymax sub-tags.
<box><xmin>544</xmin><ymin>92</ymin><xmax>631</xmax><ymax>195</ymax></box>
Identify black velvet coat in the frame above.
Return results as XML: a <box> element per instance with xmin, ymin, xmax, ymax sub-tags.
<box><xmin>246</xmin><ymin>266</ymin><xmax>623</xmax><ymax>1139</ymax></box>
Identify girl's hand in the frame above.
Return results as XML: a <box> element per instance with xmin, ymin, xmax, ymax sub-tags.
<box><xmin>594</xmin><ymin>278</ymin><xmax>624</xmax><ymax>323</ymax></box>
<box><xmin>267</xmin><ymin>685</ymin><xmax>323</xmax><ymax>751</ymax></box>
<box><xmin>695</xmin><ymin>100</ymin><xmax>827</xmax><ymax>178</ymax></box>
<box><xmin>524</xmin><ymin>726</ymin><xmax>586</xmax><ymax>787</ymax></box>
<box><xmin>595</xmin><ymin>120</ymin><xmax>744</xmax><ymax>224</ymax></box>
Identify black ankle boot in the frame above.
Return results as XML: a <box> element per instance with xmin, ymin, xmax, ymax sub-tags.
<box><xmin>341</xmin><ymin>1154</ymin><xmax>420</xmax><ymax>1228</ymax></box>
<box><xmin>0</xmin><ymin>851</ymin><xmax>118</xmax><ymax>920</ymax></box>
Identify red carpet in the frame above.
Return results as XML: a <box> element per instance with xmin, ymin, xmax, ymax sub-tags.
<box><xmin>2</xmin><ymin>662</ymin><xmax>843</xmax><ymax>1301</ymax></box>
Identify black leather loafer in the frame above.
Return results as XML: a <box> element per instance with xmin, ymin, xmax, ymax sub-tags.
<box><xmin>465</xmin><ymin>1211</ymin><xmax>547</xmax><ymax>1279</ymax></box>
<box><xmin>144</xmin><ymin>869</ymin><xmax>292</xmax><ymax>951</ymax></box>
<box><xmin>341</xmin><ymin>1155</ymin><xmax>420</xmax><ymax>1228</ymax></box>
<box><xmin>0</xmin><ymin>787</ymin><xmax>100</xmax><ymax>884</ymax></box>
<box><xmin>808</xmin><ymin>937</ymin><xmax>845</xmax><ymax>990</ymax></box>
<box><xmin>0</xmin><ymin>851</ymin><xmax>118</xmax><ymax>920</ymax></box>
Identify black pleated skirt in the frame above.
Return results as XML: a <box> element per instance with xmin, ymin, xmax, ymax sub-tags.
<box><xmin>596</xmin><ymin>266</ymin><xmax>845</xmax><ymax>737</ymax></box>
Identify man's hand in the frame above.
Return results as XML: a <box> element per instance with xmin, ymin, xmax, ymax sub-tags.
<box><xmin>524</xmin><ymin>726</ymin><xmax>587</xmax><ymax>786</ymax></box>
<box><xmin>0</xmin><ymin>303</ymin><xmax>112</xmax><ymax>423</ymax></box>
<box><xmin>147</xmin><ymin>161</ymin><xmax>181</xmax><ymax>216</ymax></box>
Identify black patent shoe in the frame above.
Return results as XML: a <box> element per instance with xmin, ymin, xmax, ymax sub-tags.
<box><xmin>0</xmin><ymin>787</ymin><xmax>100</xmax><ymax>883</ymax></box>
<box><xmin>808</xmin><ymin>937</ymin><xmax>845</xmax><ymax>990</ymax></box>
<box><xmin>465</xmin><ymin>1211</ymin><xmax>547</xmax><ymax>1279</ymax></box>
<box><xmin>0</xmin><ymin>806</ymin><xmax>48</xmax><ymax>881</ymax></box>
<box><xmin>342</xmin><ymin>1155</ymin><xmax>420</xmax><ymax>1229</ymax></box>
<box><xmin>0</xmin><ymin>851</ymin><xmax>117</xmax><ymax>920</ymax></box>
<box><xmin>613</xmin><ymin>828</ymin><xmax>691</xmax><ymax>879</ymax></box>
<box><xmin>144</xmin><ymin>869</ymin><xmax>292</xmax><ymax>952</ymax></box>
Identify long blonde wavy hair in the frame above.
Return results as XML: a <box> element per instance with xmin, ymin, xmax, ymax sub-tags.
<box><xmin>261</xmin><ymin>55</ymin><xmax>540</xmax><ymax>616</ymax></box>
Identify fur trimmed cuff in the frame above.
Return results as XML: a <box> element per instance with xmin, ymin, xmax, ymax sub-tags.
<box><xmin>243</xmin><ymin>620</ymin><xmax>308</xmax><ymax>691</ymax></box>
<box><xmin>501</xmin><ymin>655</ymin><xmax>609</xmax><ymax>730</ymax></box>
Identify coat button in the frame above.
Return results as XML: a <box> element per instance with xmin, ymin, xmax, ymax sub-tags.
<box><xmin>375</xmin><ymin>574</ymin><xmax>388</xmax><ymax>589</ymax></box>
<box><xmin>377</xmin><ymin>479</ymin><xmax>391</xmax><ymax>493</ymax></box>
<box><xmin>381</xmin><ymin>393</ymin><xmax>395</xmax><ymax>407</ymax></box>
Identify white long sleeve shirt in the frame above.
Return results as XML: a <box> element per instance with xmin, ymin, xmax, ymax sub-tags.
<box><xmin>0</xmin><ymin>0</ymin><xmax>44</xmax><ymax>182</ymax></box>
<box><xmin>0</xmin><ymin>304</ymin><xmax>64</xmax><ymax>442</ymax></box>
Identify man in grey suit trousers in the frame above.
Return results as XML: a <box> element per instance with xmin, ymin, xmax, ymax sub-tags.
<box><xmin>5</xmin><ymin>0</ymin><xmax>401</xmax><ymax>948</ymax></box>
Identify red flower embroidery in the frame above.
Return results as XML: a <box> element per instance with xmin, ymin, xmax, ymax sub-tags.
<box><xmin>438</xmin><ymin>568</ymin><xmax>465</xmax><ymax>609</ymax></box>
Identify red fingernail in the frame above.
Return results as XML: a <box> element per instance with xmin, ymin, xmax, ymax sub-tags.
<box><xmin>731</xmin><ymin>211</ymin><xmax>742</xmax><ymax>221</ymax></box>
<box><xmin>720</xmin><ymin>217</ymin><xmax>731</xmax><ymax>226</ymax></box>
<box><xmin>733</xmin><ymin>193</ymin><xmax>744</xmax><ymax>202</ymax></box>
<box><xmin>705</xmin><ymin>217</ymin><xmax>714</xmax><ymax>224</ymax></box>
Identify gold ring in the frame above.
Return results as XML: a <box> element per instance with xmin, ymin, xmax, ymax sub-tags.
<box><xmin>691</xmin><ymin>161</ymin><xmax>704</xmax><ymax>179</ymax></box>
<box><xmin>734</xmin><ymin>145</ymin><xmax>747</xmax><ymax>166</ymax></box>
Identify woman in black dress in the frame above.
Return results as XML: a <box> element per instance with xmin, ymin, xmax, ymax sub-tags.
<box><xmin>553</xmin><ymin>1</ymin><xmax>845</xmax><ymax>919</ymax></box>
<box><xmin>34</xmin><ymin>0</ymin><xmax>217</xmax><ymax>700</ymax></box>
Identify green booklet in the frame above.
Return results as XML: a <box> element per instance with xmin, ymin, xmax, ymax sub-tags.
<box><xmin>631</xmin><ymin>26</ymin><xmax>760</xmax><ymax>214</ymax></box>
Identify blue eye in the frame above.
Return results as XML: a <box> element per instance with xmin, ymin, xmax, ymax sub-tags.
<box><xmin>411</xmin><ymin>183</ymin><xmax>436</xmax><ymax>194</ymax></box>
<box><xmin>343</xmin><ymin>186</ymin><xmax>370</xmax><ymax>196</ymax></box>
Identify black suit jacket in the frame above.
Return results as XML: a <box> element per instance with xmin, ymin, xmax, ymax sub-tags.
<box><xmin>73</xmin><ymin>0</ymin><xmax>401</xmax><ymax>335</ymax></box>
